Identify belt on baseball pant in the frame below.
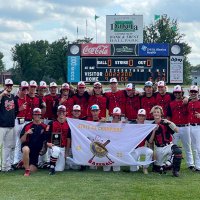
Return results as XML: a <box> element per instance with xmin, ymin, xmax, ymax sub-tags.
<box><xmin>190</xmin><ymin>123</ymin><xmax>200</xmax><ymax>126</ymax></box>
<box><xmin>176</xmin><ymin>124</ymin><xmax>189</xmax><ymax>127</ymax></box>
<box><xmin>16</xmin><ymin>117</ymin><xmax>25</xmax><ymax>124</ymax></box>
<box><xmin>156</xmin><ymin>142</ymin><xmax>172</xmax><ymax>147</ymax></box>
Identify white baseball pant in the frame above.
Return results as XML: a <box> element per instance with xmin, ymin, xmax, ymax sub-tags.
<box><xmin>130</xmin><ymin>147</ymin><xmax>153</xmax><ymax>171</ymax></box>
<box><xmin>50</xmin><ymin>146</ymin><xmax>65</xmax><ymax>171</ymax></box>
<box><xmin>190</xmin><ymin>125</ymin><xmax>200</xmax><ymax>170</ymax></box>
<box><xmin>173</xmin><ymin>126</ymin><xmax>194</xmax><ymax>167</ymax></box>
<box><xmin>154</xmin><ymin>143</ymin><xmax>173</xmax><ymax>166</ymax></box>
<box><xmin>0</xmin><ymin>127</ymin><xmax>15</xmax><ymax>171</ymax></box>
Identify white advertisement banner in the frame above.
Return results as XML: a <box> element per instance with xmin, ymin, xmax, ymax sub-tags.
<box><xmin>170</xmin><ymin>56</ymin><xmax>183</xmax><ymax>83</ymax></box>
<box><xmin>67</xmin><ymin>118</ymin><xmax>156</xmax><ymax>166</ymax></box>
<box><xmin>106</xmin><ymin>15</ymin><xmax>143</xmax><ymax>44</ymax></box>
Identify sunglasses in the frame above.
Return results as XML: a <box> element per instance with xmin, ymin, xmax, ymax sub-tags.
<box><xmin>5</xmin><ymin>84</ymin><xmax>13</xmax><ymax>87</ymax></box>
<box><xmin>190</xmin><ymin>90</ymin><xmax>198</xmax><ymax>93</ymax></box>
<box><xmin>94</xmin><ymin>87</ymin><xmax>102</xmax><ymax>89</ymax></box>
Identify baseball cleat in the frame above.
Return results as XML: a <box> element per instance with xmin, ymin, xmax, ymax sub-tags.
<box><xmin>24</xmin><ymin>169</ymin><xmax>30</xmax><ymax>177</ymax></box>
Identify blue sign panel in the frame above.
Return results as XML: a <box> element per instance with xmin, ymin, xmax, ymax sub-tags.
<box><xmin>67</xmin><ymin>56</ymin><xmax>80</xmax><ymax>82</ymax></box>
<box><xmin>139</xmin><ymin>43</ymin><xmax>169</xmax><ymax>56</ymax></box>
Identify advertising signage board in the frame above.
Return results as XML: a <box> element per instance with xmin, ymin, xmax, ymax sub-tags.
<box><xmin>106</xmin><ymin>15</ymin><xmax>143</xmax><ymax>44</ymax></box>
<box><xmin>139</xmin><ymin>43</ymin><xmax>169</xmax><ymax>56</ymax></box>
<box><xmin>111</xmin><ymin>44</ymin><xmax>138</xmax><ymax>56</ymax></box>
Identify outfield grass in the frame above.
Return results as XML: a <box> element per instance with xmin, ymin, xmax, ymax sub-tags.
<box><xmin>0</xmin><ymin>164</ymin><xmax>200</xmax><ymax>200</ymax></box>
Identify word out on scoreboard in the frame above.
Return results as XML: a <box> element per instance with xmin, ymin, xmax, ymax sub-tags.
<box><xmin>81</xmin><ymin>57</ymin><xmax>168</xmax><ymax>83</ymax></box>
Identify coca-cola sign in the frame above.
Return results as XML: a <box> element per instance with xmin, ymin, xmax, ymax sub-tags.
<box><xmin>81</xmin><ymin>44</ymin><xmax>111</xmax><ymax>56</ymax></box>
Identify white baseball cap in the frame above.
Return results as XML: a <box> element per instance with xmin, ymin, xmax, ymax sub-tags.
<box><xmin>190</xmin><ymin>85</ymin><xmax>199</xmax><ymax>92</ymax></box>
<box><xmin>173</xmin><ymin>85</ymin><xmax>182</xmax><ymax>92</ymax></box>
<box><xmin>138</xmin><ymin>109</ymin><xmax>146</xmax><ymax>115</ymax></box>
<box><xmin>61</xmin><ymin>83</ymin><xmax>70</xmax><ymax>90</ymax></box>
<box><xmin>112</xmin><ymin>107</ymin><xmax>122</xmax><ymax>115</ymax></box>
<box><xmin>126</xmin><ymin>83</ymin><xmax>135</xmax><ymax>91</ymax></box>
<box><xmin>5</xmin><ymin>79</ymin><xmax>13</xmax><ymax>85</ymax></box>
<box><xmin>29</xmin><ymin>80</ymin><xmax>37</xmax><ymax>87</ymax></box>
<box><xmin>49</xmin><ymin>82</ymin><xmax>57</xmax><ymax>88</ymax></box>
<box><xmin>78</xmin><ymin>81</ymin><xmax>86</xmax><ymax>88</ymax></box>
<box><xmin>157</xmin><ymin>81</ymin><xmax>166</xmax><ymax>87</ymax></box>
<box><xmin>144</xmin><ymin>81</ymin><xmax>153</xmax><ymax>87</ymax></box>
<box><xmin>39</xmin><ymin>81</ymin><xmax>47</xmax><ymax>88</ymax></box>
<box><xmin>20</xmin><ymin>81</ymin><xmax>29</xmax><ymax>88</ymax></box>
<box><xmin>57</xmin><ymin>105</ymin><xmax>66</xmax><ymax>112</ymax></box>
<box><xmin>33</xmin><ymin>108</ymin><xmax>42</xmax><ymax>115</ymax></box>
<box><xmin>90</xmin><ymin>104</ymin><xmax>100</xmax><ymax>110</ymax></box>
<box><xmin>73</xmin><ymin>105</ymin><xmax>81</xmax><ymax>111</ymax></box>
<box><xmin>110</xmin><ymin>78</ymin><xmax>118</xmax><ymax>83</ymax></box>
<box><xmin>93</xmin><ymin>82</ymin><xmax>102</xmax><ymax>88</ymax></box>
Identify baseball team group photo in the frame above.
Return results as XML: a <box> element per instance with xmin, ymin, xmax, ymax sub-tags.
<box><xmin>1</xmin><ymin>1</ymin><xmax>200</xmax><ymax>199</ymax></box>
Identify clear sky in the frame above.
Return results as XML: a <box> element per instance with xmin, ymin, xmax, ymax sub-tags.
<box><xmin>0</xmin><ymin>0</ymin><xmax>200</xmax><ymax>68</ymax></box>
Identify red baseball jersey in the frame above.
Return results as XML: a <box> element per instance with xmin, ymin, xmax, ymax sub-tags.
<box><xmin>104</xmin><ymin>90</ymin><xmax>126</xmax><ymax>115</ymax></box>
<box><xmin>188</xmin><ymin>100</ymin><xmax>200</xmax><ymax>124</ymax></box>
<box><xmin>87</xmin><ymin>95</ymin><xmax>107</xmax><ymax>118</ymax></box>
<box><xmin>155</xmin><ymin>92</ymin><xmax>174</xmax><ymax>117</ymax></box>
<box><xmin>168</xmin><ymin>100</ymin><xmax>189</xmax><ymax>124</ymax></box>
<box><xmin>44</xmin><ymin>94</ymin><xmax>59</xmax><ymax>120</ymax></box>
<box><xmin>125</xmin><ymin>95</ymin><xmax>141</xmax><ymax>120</ymax></box>
<box><xmin>47</xmin><ymin>120</ymin><xmax>71</xmax><ymax>147</ymax></box>
<box><xmin>140</xmin><ymin>94</ymin><xmax>157</xmax><ymax>120</ymax></box>
<box><xmin>72</xmin><ymin>92</ymin><xmax>89</xmax><ymax>119</ymax></box>
<box><xmin>15</xmin><ymin>95</ymin><xmax>27</xmax><ymax>118</ymax></box>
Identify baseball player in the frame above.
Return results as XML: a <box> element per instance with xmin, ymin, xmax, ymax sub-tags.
<box><xmin>155</xmin><ymin>81</ymin><xmax>174</xmax><ymax>117</ymax></box>
<box><xmin>130</xmin><ymin>109</ymin><xmax>153</xmax><ymax>174</ymax></box>
<box><xmin>87</xmin><ymin>82</ymin><xmax>107</xmax><ymax>118</ymax></box>
<box><xmin>140</xmin><ymin>81</ymin><xmax>156</xmax><ymax>121</ymax></box>
<box><xmin>25</xmin><ymin>80</ymin><xmax>46</xmax><ymax>122</ymax></box>
<box><xmin>0</xmin><ymin>79</ymin><xmax>16</xmax><ymax>172</ymax></box>
<box><xmin>43</xmin><ymin>82</ymin><xmax>59</xmax><ymax>124</ymax></box>
<box><xmin>20</xmin><ymin>108</ymin><xmax>47</xmax><ymax>176</ymax></box>
<box><xmin>37</xmin><ymin>81</ymin><xmax>48</xmax><ymax>99</ymax></box>
<box><xmin>124</xmin><ymin>83</ymin><xmax>141</xmax><ymax>122</ymax></box>
<box><xmin>13</xmin><ymin>81</ymin><xmax>29</xmax><ymax>167</ymax></box>
<box><xmin>87</xmin><ymin>104</ymin><xmax>106</xmax><ymax>122</ymax></box>
<box><xmin>103</xmin><ymin>107</ymin><xmax>123</xmax><ymax>172</ymax></box>
<box><xmin>72</xmin><ymin>81</ymin><xmax>89</xmax><ymax>120</ymax></box>
<box><xmin>187</xmin><ymin>85</ymin><xmax>200</xmax><ymax>171</ymax></box>
<box><xmin>167</xmin><ymin>85</ymin><xmax>194</xmax><ymax>169</ymax></box>
<box><xmin>47</xmin><ymin>105</ymin><xmax>71</xmax><ymax>175</ymax></box>
<box><xmin>148</xmin><ymin>106</ymin><xmax>182</xmax><ymax>177</ymax></box>
<box><xmin>54</xmin><ymin>83</ymin><xmax>74</xmax><ymax>117</ymax></box>
<box><xmin>104</xmin><ymin>78</ymin><xmax>126</xmax><ymax>116</ymax></box>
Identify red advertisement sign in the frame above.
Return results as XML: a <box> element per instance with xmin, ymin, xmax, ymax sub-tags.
<box><xmin>81</xmin><ymin>44</ymin><xmax>111</xmax><ymax>56</ymax></box>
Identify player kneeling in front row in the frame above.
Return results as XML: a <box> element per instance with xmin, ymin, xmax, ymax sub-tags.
<box><xmin>149</xmin><ymin>106</ymin><xmax>182</xmax><ymax>177</ymax></box>
<box><xmin>130</xmin><ymin>109</ymin><xmax>153</xmax><ymax>174</ymax></box>
<box><xmin>46</xmin><ymin>105</ymin><xmax>71</xmax><ymax>175</ymax></box>
<box><xmin>20</xmin><ymin>108</ymin><xmax>47</xmax><ymax>176</ymax></box>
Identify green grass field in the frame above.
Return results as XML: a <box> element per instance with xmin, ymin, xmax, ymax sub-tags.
<box><xmin>0</xmin><ymin>163</ymin><xmax>200</xmax><ymax>200</ymax></box>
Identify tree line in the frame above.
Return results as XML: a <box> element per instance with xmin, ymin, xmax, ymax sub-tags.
<box><xmin>0</xmin><ymin>16</ymin><xmax>193</xmax><ymax>84</ymax></box>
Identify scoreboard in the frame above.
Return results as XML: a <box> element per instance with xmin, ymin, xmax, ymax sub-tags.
<box><xmin>81</xmin><ymin>57</ymin><xmax>168</xmax><ymax>83</ymax></box>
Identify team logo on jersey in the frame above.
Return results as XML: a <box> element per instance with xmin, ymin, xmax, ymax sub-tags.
<box><xmin>88</xmin><ymin>136</ymin><xmax>114</xmax><ymax>166</ymax></box>
<box><xmin>4</xmin><ymin>100</ymin><xmax>14</xmax><ymax>111</ymax></box>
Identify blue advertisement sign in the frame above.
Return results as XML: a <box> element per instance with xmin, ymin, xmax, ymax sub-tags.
<box><xmin>67</xmin><ymin>56</ymin><xmax>80</xmax><ymax>82</ymax></box>
<box><xmin>139</xmin><ymin>43</ymin><xmax>169</xmax><ymax>56</ymax></box>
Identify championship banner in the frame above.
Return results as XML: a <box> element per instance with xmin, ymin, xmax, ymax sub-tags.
<box><xmin>67</xmin><ymin>118</ymin><xmax>156</xmax><ymax>166</ymax></box>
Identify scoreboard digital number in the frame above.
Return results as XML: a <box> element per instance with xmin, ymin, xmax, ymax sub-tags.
<box><xmin>81</xmin><ymin>57</ymin><xmax>168</xmax><ymax>83</ymax></box>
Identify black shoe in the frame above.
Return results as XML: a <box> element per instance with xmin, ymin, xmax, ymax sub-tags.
<box><xmin>49</xmin><ymin>168</ymin><xmax>55</xmax><ymax>175</ymax></box>
<box><xmin>188</xmin><ymin>166</ymin><xmax>195</xmax><ymax>170</ymax></box>
<box><xmin>173</xmin><ymin>171</ymin><xmax>179</xmax><ymax>177</ymax></box>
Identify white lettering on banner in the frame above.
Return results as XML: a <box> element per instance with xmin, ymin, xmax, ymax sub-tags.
<box><xmin>67</xmin><ymin>118</ymin><xmax>156</xmax><ymax>166</ymax></box>
<box><xmin>83</xmin><ymin>45</ymin><xmax>109</xmax><ymax>55</ymax></box>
